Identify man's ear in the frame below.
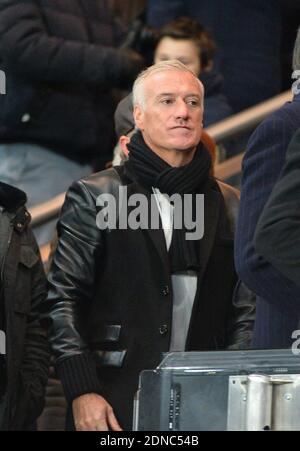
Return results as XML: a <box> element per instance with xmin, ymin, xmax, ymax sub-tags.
<box><xmin>133</xmin><ymin>105</ymin><xmax>144</xmax><ymax>131</ymax></box>
<box><xmin>119</xmin><ymin>135</ymin><xmax>130</xmax><ymax>157</ymax></box>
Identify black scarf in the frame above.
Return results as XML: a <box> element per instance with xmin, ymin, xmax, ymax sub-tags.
<box><xmin>124</xmin><ymin>131</ymin><xmax>212</xmax><ymax>273</ymax></box>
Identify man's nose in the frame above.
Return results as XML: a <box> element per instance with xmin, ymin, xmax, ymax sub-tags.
<box><xmin>174</xmin><ymin>99</ymin><xmax>189</xmax><ymax>119</ymax></box>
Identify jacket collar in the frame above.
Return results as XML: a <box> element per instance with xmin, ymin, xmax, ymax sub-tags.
<box><xmin>0</xmin><ymin>182</ymin><xmax>27</xmax><ymax>213</ymax></box>
<box><xmin>0</xmin><ymin>182</ymin><xmax>30</xmax><ymax>232</ymax></box>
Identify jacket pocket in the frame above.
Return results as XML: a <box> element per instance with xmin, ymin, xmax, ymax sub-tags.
<box><xmin>91</xmin><ymin>325</ymin><xmax>127</xmax><ymax>368</ymax></box>
<box><xmin>19</xmin><ymin>245</ymin><xmax>39</xmax><ymax>269</ymax></box>
<box><xmin>92</xmin><ymin>350</ymin><xmax>127</xmax><ymax>368</ymax></box>
<box><xmin>14</xmin><ymin>245</ymin><xmax>39</xmax><ymax>314</ymax></box>
<box><xmin>97</xmin><ymin>325</ymin><xmax>121</xmax><ymax>342</ymax></box>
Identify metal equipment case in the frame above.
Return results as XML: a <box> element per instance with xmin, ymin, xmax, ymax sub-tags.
<box><xmin>133</xmin><ymin>350</ymin><xmax>300</xmax><ymax>431</ymax></box>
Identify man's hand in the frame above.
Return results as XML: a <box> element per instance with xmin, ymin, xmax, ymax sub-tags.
<box><xmin>72</xmin><ymin>393</ymin><xmax>122</xmax><ymax>431</ymax></box>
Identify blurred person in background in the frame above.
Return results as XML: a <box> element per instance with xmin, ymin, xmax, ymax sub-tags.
<box><xmin>0</xmin><ymin>182</ymin><xmax>49</xmax><ymax>430</ymax></box>
<box><xmin>235</xmin><ymin>29</ymin><xmax>300</xmax><ymax>349</ymax></box>
<box><xmin>254</xmin><ymin>127</ymin><xmax>300</xmax><ymax>287</ymax></box>
<box><xmin>154</xmin><ymin>18</ymin><xmax>233</xmax><ymax>127</ymax></box>
<box><xmin>146</xmin><ymin>0</ymin><xmax>281</xmax><ymax>113</ymax></box>
<box><xmin>0</xmin><ymin>0</ymin><xmax>144</xmax><ymax>245</ymax></box>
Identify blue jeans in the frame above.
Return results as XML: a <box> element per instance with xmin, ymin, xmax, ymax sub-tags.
<box><xmin>0</xmin><ymin>144</ymin><xmax>92</xmax><ymax>245</ymax></box>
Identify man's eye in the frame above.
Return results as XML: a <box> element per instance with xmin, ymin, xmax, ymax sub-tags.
<box><xmin>187</xmin><ymin>100</ymin><xmax>199</xmax><ymax>106</ymax></box>
<box><xmin>161</xmin><ymin>99</ymin><xmax>173</xmax><ymax>105</ymax></box>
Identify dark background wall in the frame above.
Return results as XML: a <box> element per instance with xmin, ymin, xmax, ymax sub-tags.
<box><xmin>109</xmin><ymin>0</ymin><xmax>300</xmax><ymax>94</ymax></box>
<box><xmin>108</xmin><ymin>0</ymin><xmax>147</xmax><ymax>25</ymax></box>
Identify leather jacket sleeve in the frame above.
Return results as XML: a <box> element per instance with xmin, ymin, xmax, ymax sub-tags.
<box><xmin>226</xmin><ymin>280</ymin><xmax>256</xmax><ymax>350</ymax></box>
<box><xmin>45</xmin><ymin>180</ymin><xmax>103</xmax><ymax>402</ymax></box>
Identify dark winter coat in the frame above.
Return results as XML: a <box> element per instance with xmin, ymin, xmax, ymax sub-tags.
<box><xmin>235</xmin><ymin>94</ymin><xmax>300</xmax><ymax>349</ymax></box>
<box><xmin>0</xmin><ymin>0</ymin><xmax>142</xmax><ymax>168</ymax></box>
<box><xmin>0</xmin><ymin>182</ymin><xmax>50</xmax><ymax>430</ymax></box>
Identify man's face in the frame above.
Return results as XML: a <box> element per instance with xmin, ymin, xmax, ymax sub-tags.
<box><xmin>134</xmin><ymin>70</ymin><xmax>204</xmax><ymax>156</ymax></box>
<box><xmin>154</xmin><ymin>37</ymin><xmax>202</xmax><ymax>76</ymax></box>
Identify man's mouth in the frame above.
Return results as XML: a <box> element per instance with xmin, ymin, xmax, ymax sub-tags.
<box><xmin>171</xmin><ymin>125</ymin><xmax>191</xmax><ymax>130</ymax></box>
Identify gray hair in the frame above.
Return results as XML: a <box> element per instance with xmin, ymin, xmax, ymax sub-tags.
<box><xmin>293</xmin><ymin>28</ymin><xmax>300</xmax><ymax>73</ymax></box>
<box><xmin>132</xmin><ymin>60</ymin><xmax>204</xmax><ymax>110</ymax></box>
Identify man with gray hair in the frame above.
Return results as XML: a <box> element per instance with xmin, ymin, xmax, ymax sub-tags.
<box><xmin>235</xmin><ymin>28</ymin><xmax>300</xmax><ymax>350</ymax></box>
<box><xmin>45</xmin><ymin>60</ymin><xmax>255</xmax><ymax>431</ymax></box>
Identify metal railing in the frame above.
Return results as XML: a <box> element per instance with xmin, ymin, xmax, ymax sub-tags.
<box><xmin>215</xmin><ymin>152</ymin><xmax>245</xmax><ymax>180</ymax></box>
<box><xmin>29</xmin><ymin>90</ymin><xmax>292</xmax><ymax>228</ymax></box>
<box><xmin>30</xmin><ymin>192</ymin><xmax>66</xmax><ymax>227</ymax></box>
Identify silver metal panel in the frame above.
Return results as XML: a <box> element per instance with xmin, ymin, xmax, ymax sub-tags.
<box><xmin>133</xmin><ymin>390</ymin><xmax>140</xmax><ymax>431</ymax></box>
<box><xmin>272</xmin><ymin>375</ymin><xmax>300</xmax><ymax>431</ymax></box>
<box><xmin>245</xmin><ymin>375</ymin><xmax>273</xmax><ymax>431</ymax></box>
<box><xmin>136</xmin><ymin>350</ymin><xmax>300</xmax><ymax>431</ymax></box>
<box><xmin>228</xmin><ymin>374</ymin><xmax>300</xmax><ymax>431</ymax></box>
<box><xmin>227</xmin><ymin>376</ymin><xmax>247</xmax><ymax>431</ymax></box>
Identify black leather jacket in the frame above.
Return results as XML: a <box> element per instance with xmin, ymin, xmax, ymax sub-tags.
<box><xmin>45</xmin><ymin>167</ymin><xmax>255</xmax><ymax>429</ymax></box>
